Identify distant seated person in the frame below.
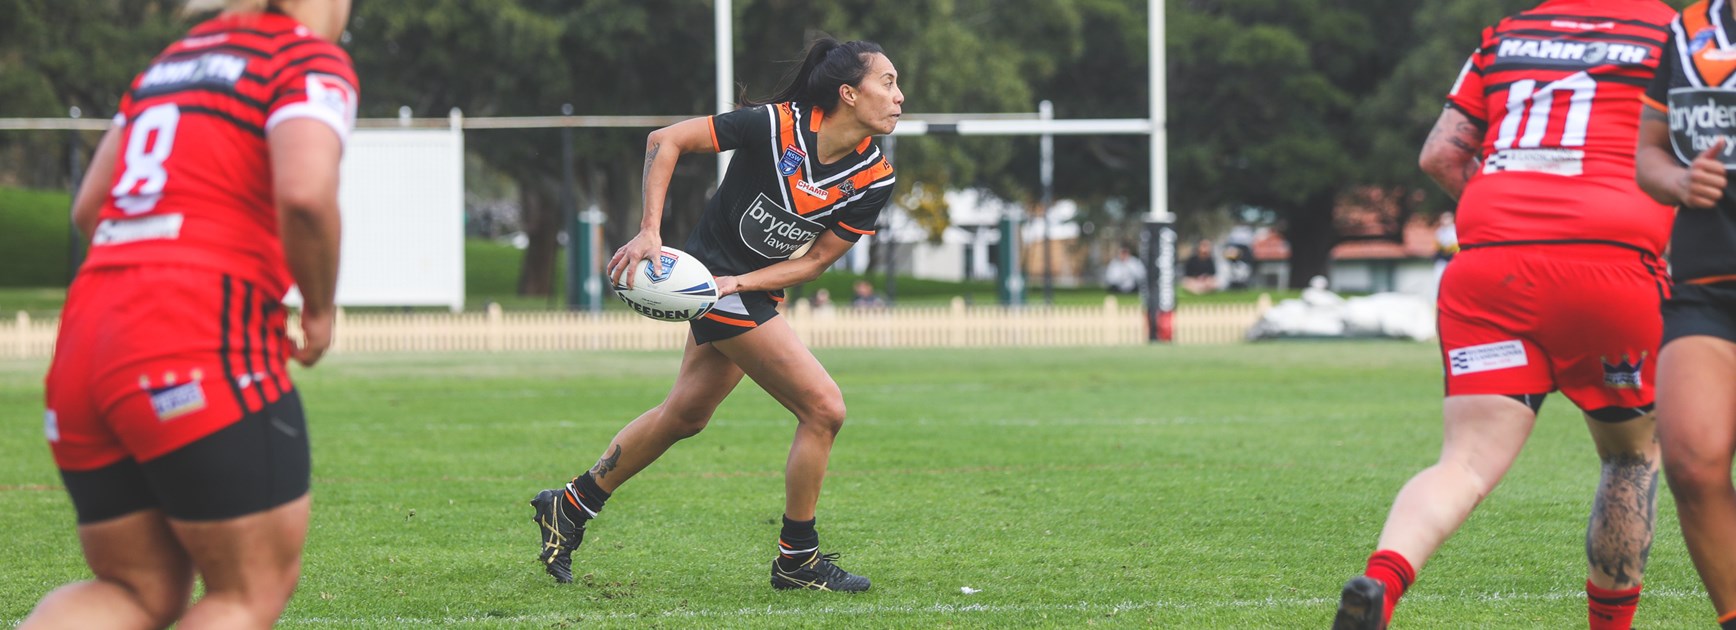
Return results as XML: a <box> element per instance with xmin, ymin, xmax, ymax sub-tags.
<box><xmin>1222</xmin><ymin>243</ymin><xmax>1254</xmax><ymax>290</ymax></box>
<box><xmin>851</xmin><ymin>279</ymin><xmax>886</xmax><ymax>309</ymax></box>
<box><xmin>810</xmin><ymin>288</ymin><xmax>837</xmax><ymax>316</ymax></box>
<box><xmin>1103</xmin><ymin>243</ymin><xmax>1145</xmax><ymax>294</ymax></box>
<box><xmin>1182</xmin><ymin>238</ymin><xmax>1219</xmax><ymax>294</ymax></box>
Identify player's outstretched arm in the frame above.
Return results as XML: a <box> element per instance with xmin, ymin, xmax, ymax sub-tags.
<box><xmin>1636</xmin><ymin>107</ymin><xmax>1727</xmax><ymax>209</ymax></box>
<box><xmin>270</xmin><ymin>117</ymin><xmax>343</xmax><ymax>367</ymax></box>
<box><xmin>610</xmin><ymin>116</ymin><xmax>717</xmax><ymax>289</ymax></box>
<box><xmin>719</xmin><ymin>232</ymin><xmax>854</xmax><ymax>296</ymax></box>
<box><xmin>1418</xmin><ymin>107</ymin><xmax>1485</xmax><ymax>200</ymax></box>
<box><xmin>71</xmin><ymin>127</ymin><xmax>122</xmax><ymax>240</ymax></box>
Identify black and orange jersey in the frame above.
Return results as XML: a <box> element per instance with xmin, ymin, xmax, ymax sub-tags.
<box><xmin>1446</xmin><ymin>0</ymin><xmax>1675</xmax><ymax>253</ymax></box>
<box><xmin>684</xmin><ymin>102</ymin><xmax>896</xmax><ymax>277</ymax></box>
<box><xmin>85</xmin><ymin>10</ymin><xmax>358</xmax><ymax>299</ymax></box>
<box><xmin>1644</xmin><ymin>0</ymin><xmax>1736</xmax><ymax>285</ymax></box>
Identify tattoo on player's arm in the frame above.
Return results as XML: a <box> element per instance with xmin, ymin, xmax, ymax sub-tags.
<box><xmin>1448</xmin><ymin>120</ymin><xmax>1482</xmax><ymax>156</ymax></box>
<box><xmin>592</xmin><ymin>444</ymin><xmax>623</xmax><ymax>479</ymax></box>
<box><xmin>1459</xmin><ymin>158</ymin><xmax>1480</xmax><ymax>188</ymax></box>
<box><xmin>642</xmin><ymin>142</ymin><xmax>662</xmax><ymax>196</ymax></box>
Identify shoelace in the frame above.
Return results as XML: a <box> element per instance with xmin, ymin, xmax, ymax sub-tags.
<box><xmin>813</xmin><ymin>552</ymin><xmax>848</xmax><ymax>578</ymax></box>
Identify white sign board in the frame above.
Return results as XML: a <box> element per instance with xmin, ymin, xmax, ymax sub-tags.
<box><xmin>285</xmin><ymin>126</ymin><xmax>465</xmax><ymax>311</ymax></box>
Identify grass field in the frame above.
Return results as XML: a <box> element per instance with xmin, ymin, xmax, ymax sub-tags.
<box><xmin>0</xmin><ymin>342</ymin><xmax>1715</xmax><ymax>627</ymax></box>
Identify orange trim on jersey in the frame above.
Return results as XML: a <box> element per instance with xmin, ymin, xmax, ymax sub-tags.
<box><xmin>770</xmin><ymin>294</ymin><xmax>785</xmax><ymax>303</ymax></box>
<box><xmin>1684</xmin><ymin>3</ymin><xmax>1736</xmax><ymax>86</ymax></box>
<box><xmin>1688</xmin><ymin>273</ymin><xmax>1736</xmax><ymax>285</ymax></box>
<box><xmin>703</xmin><ymin>311</ymin><xmax>758</xmax><ymax>327</ymax></box>
<box><xmin>837</xmin><ymin>222</ymin><xmax>875</xmax><ymax>235</ymax></box>
<box><xmin>856</xmin><ymin>137</ymin><xmax>873</xmax><ymax>153</ymax></box>
<box><xmin>848</xmin><ymin>159</ymin><xmax>896</xmax><ymax>194</ymax></box>
<box><xmin>1641</xmin><ymin>94</ymin><xmax>1669</xmax><ymax>113</ymax></box>
<box><xmin>707</xmin><ymin>116</ymin><xmax>720</xmax><ymax>152</ymax></box>
<box><xmin>808</xmin><ymin>105</ymin><xmax>824</xmax><ymax>132</ymax></box>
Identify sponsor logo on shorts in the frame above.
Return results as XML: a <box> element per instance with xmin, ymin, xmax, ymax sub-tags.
<box><xmin>738</xmin><ymin>193</ymin><xmax>822</xmax><ymax>259</ymax></box>
<box><xmin>778</xmin><ymin>147</ymin><xmax>805</xmax><ymax>176</ymax></box>
<box><xmin>44</xmin><ymin>409</ymin><xmax>59</xmax><ymax>442</ymax></box>
<box><xmin>1602</xmin><ymin>353</ymin><xmax>1646</xmax><ymax>389</ymax></box>
<box><xmin>143</xmin><ymin>371</ymin><xmax>208</xmax><ymax>422</ymax></box>
<box><xmin>1448</xmin><ymin>340</ymin><xmax>1528</xmax><ymax>375</ymax></box>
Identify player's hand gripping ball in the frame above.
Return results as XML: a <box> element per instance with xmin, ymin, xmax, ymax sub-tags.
<box><xmin>614</xmin><ymin>247</ymin><xmax>720</xmax><ymax>322</ymax></box>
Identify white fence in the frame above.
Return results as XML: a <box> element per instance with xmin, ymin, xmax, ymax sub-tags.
<box><xmin>2</xmin><ymin>298</ymin><xmax>1261</xmax><ymax>360</ymax></box>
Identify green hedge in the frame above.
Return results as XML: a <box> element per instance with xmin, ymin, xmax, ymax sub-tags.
<box><xmin>0</xmin><ymin>187</ymin><xmax>74</xmax><ymax>287</ymax></box>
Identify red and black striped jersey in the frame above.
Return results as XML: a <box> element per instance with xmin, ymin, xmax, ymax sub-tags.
<box><xmin>1446</xmin><ymin>0</ymin><xmax>1675</xmax><ymax>253</ymax></box>
<box><xmin>84</xmin><ymin>10</ymin><xmax>358</xmax><ymax>299</ymax></box>
<box><xmin>683</xmin><ymin>102</ymin><xmax>896</xmax><ymax>276</ymax></box>
<box><xmin>1643</xmin><ymin>0</ymin><xmax>1736</xmax><ymax>284</ymax></box>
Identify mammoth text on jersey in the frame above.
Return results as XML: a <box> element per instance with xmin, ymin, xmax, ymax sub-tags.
<box><xmin>739</xmin><ymin>193</ymin><xmax>822</xmax><ymax>259</ymax></box>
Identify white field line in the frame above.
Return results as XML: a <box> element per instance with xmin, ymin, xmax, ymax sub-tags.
<box><xmin>195</xmin><ymin>587</ymin><xmax>1705</xmax><ymax>625</ymax></box>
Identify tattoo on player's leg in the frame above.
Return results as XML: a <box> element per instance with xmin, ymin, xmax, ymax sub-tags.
<box><xmin>592</xmin><ymin>445</ymin><xmax>622</xmax><ymax>479</ymax></box>
<box><xmin>1586</xmin><ymin>451</ymin><xmax>1660</xmax><ymax>587</ymax></box>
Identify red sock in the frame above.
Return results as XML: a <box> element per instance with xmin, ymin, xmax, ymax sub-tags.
<box><xmin>1364</xmin><ymin>550</ymin><xmax>1416</xmax><ymax>627</ymax></box>
<box><xmin>1587</xmin><ymin>580</ymin><xmax>1641</xmax><ymax>630</ymax></box>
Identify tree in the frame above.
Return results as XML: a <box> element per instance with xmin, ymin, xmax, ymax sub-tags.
<box><xmin>0</xmin><ymin>0</ymin><xmax>183</xmax><ymax>188</ymax></box>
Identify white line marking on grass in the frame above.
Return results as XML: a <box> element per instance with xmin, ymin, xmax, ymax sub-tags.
<box><xmin>246</xmin><ymin>587</ymin><xmax>1707</xmax><ymax>626</ymax></box>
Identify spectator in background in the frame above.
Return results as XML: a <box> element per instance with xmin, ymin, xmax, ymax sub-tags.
<box><xmin>810</xmin><ymin>288</ymin><xmax>836</xmax><ymax>316</ymax></box>
<box><xmin>1182</xmin><ymin>238</ymin><xmax>1218</xmax><ymax>294</ymax></box>
<box><xmin>1223</xmin><ymin>243</ymin><xmax>1254</xmax><ymax>290</ymax></box>
<box><xmin>1433</xmin><ymin>210</ymin><xmax>1459</xmax><ymax>285</ymax></box>
<box><xmin>852</xmin><ymin>279</ymin><xmax>887</xmax><ymax>309</ymax></box>
<box><xmin>1103</xmin><ymin>243</ymin><xmax>1145</xmax><ymax>294</ymax></box>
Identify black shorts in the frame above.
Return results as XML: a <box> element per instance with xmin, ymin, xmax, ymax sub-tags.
<box><xmin>1663</xmin><ymin>283</ymin><xmax>1736</xmax><ymax>348</ymax></box>
<box><xmin>59</xmin><ymin>390</ymin><xmax>310</xmax><ymax>524</ymax></box>
<box><xmin>690</xmin><ymin>290</ymin><xmax>784</xmax><ymax>344</ymax></box>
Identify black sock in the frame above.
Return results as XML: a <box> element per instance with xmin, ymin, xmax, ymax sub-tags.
<box><xmin>1722</xmin><ymin>615</ymin><xmax>1736</xmax><ymax>630</ymax></box>
<box><xmin>776</xmin><ymin>516</ymin><xmax>819</xmax><ymax>570</ymax></box>
<box><xmin>560</xmin><ymin>473</ymin><xmax>610</xmax><ymax>522</ymax></box>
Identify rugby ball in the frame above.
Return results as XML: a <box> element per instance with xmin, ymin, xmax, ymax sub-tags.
<box><xmin>614</xmin><ymin>247</ymin><xmax>719</xmax><ymax>322</ymax></box>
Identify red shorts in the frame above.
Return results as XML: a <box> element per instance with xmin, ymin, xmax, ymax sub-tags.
<box><xmin>1437</xmin><ymin>244</ymin><xmax>1668</xmax><ymax>412</ymax></box>
<box><xmin>45</xmin><ymin>266</ymin><xmax>293</xmax><ymax>471</ymax></box>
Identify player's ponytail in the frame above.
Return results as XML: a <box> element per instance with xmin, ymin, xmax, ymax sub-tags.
<box><xmin>746</xmin><ymin>36</ymin><xmax>885</xmax><ymax>113</ymax></box>
<box><xmin>183</xmin><ymin>0</ymin><xmax>268</xmax><ymax>16</ymax></box>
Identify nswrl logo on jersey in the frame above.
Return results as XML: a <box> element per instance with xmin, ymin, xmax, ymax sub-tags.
<box><xmin>1602</xmin><ymin>353</ymin><xmax>1645</xmax><ymax>390</ymax></box>
<box><xmin>778</xmin><ymin>147</ymin><xmax>805</xmax><ymax>176</ymax></box>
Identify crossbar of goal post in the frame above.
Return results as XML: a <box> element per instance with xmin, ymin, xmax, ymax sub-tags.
<box><xmin>892</xmin><ymin>116</ymin><xmax>1176</xmax><ymax>342</ymax></box>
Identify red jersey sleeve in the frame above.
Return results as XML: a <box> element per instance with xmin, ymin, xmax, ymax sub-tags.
<box><xmin>1445</xmin><ymin>28</ymin><xmax>1494</xmax><ymax>125</ymax></box>
<box><xmin>264</xmin><ymin>39</ymin><xmax>359</xmax><ymax>146</ymax></box>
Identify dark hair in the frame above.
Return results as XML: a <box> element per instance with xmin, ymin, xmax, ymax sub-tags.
<box><xmin>746</xmin><ymin>37</ymin><xmax>885</xmax><ymax>112</ymax></box>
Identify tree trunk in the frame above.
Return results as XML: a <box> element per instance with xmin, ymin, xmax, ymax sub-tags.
<box><xmin>516</xmin><ymin>175</ymin><xmax>561</xmax><ymax>297</ymax></box>
<box><xmin>1284</xmin><ymin>191</ymin><xmax>1340</xmax><ymax>289</ymax></box>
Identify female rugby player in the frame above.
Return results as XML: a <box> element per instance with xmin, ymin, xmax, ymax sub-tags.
<box><xmin>532</xmin><ymin>37</ymin><xmax>901</xmax><ymax>592</ymax></box>
<box><xmin>24</xmin><ymin>0</ymin><xmax>353</xmax><ymax>627</ymax></box>
<box><xmin>1636</xmin><ymin>3</ymin><xmax>1736</xmax><ymax>626</ymax></box>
